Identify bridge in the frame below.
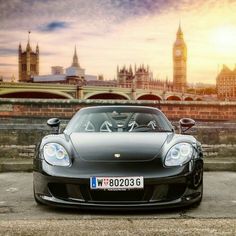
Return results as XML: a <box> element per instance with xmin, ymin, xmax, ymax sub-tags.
<box><xmin>0</xmin><ymin>82</ymin><xmax>203</xmax><ymax>101</ymax></box>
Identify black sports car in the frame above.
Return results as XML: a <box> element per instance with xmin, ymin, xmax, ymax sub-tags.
<box><xmin>33</xmin><ymin>106</ymin><xmax>203</xmax><ymax>210</ymax></box>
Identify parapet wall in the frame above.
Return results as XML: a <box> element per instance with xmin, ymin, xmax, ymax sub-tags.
<box><xmin>0</xmin><ymin>98</ymin><xmax>236</xmax><ymax>121</ymax></box>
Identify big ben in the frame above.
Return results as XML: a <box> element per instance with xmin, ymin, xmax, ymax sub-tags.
<box><xmin>173</xmin><ymin>24</ymin><xmax>187</xmax><ymax>92</ymax></box>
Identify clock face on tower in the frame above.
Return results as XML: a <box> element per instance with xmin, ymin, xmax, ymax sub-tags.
<box><xmin>175</xmin><ymin>50</ymin><xmax>181</xmax><ymax>56</ymax></box>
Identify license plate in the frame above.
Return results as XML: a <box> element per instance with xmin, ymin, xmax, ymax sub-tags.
<box><xmin>90</xmin><ymin>176</ymin><xmax>144</xmax><ymax>190</ymax></box>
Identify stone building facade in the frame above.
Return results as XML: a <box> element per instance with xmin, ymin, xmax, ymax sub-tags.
<box><xmin>216</xmin><ymin>65</ymin><xmax>236</xmax><ymax>100</ymax></box>
<box><xmin>117</xmin><ymin>65</ymin><xmax>173</xmax><ymax>91</ymax></box>
<box><xmin>33</xmin><ymin>46</ymin><xmax>86</xmax><ymax>86</ymax></box>
<box><xmin>18</xmin><ymin>40</ymin><xmax>39</xmax><ymax>82</ymax></box>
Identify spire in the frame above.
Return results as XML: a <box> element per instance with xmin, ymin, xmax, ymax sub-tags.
<box><xmin>174</xmin><ymin>23</ymin><xmax>185</xmax><ymax>47</ymax></box>
<box><xmin>26</xmin><ymin>31</ymin><xmax>31</xmax><ymax>51</ymax></box>
<box><xmin>222</xmin><ymin>64</ymin><xmax>231</xmax><ymax>72</ymax></box>
<box><xmin>19</xmin><ymin>43</ymin><xmax>22</xmax><ymax>52</ymax></box>
<box><xmin>36</xmin><ymin>43</ymin><xmax>39</xmax><ymax>53</ymax></box>
<box><xmin>72</xmin><ymin>45</ymin><xmax>80</xmax><ymax>67</ymax></box>
<box><xmin>28</xmin><ymin>31</ymin><xmax>31</xmax><ymax>42</ymax></box>
<box><xmin>177</xmin><ymin>22</ymin><xmax>183</xmax><ymax>38</ymax></box>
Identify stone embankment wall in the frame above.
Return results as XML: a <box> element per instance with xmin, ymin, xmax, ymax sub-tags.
<box><xmin>0</xmin><ymin>98</ymin><xmax>236</xmax><ymax>121</ymax></box>
<box><xmin>0</xmin><ymin>120</ymin><xmax>236</xmax><ymax>161</ymax></box>
<box><xmin>0</xmin><ymin>98</ymin><xmax>236</xmax><ymax>161</ymax></box>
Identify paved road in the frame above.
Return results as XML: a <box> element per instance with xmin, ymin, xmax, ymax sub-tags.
<box><xmin>0</xmin><ymin>172</ymin><xmax>235</xmax><ymax>235</ymax></box>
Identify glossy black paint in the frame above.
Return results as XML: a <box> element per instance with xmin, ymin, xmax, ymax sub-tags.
<box><xmin>33</xmin><ymin>106</ymin><xmax>203</xmax><ymax>210</ymax></box>
<box><xmin>179</xmin><ymin>118</ymin><xmax>196</xmax><ymax>134</ymax></box>
<box><xmin>47</xmin><ymin>118</ymin><xmax>60</xmax><ymax>134</ymax></box>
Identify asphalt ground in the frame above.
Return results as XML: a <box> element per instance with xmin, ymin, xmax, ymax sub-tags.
<box><xmin>0</xmin><ymin>172</ymin><xmax>235</xmax><ymax>235</ymax></box>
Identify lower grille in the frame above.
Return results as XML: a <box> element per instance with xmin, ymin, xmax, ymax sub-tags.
<box><xmin>151</xmin><ymin>184</ymin><xmax>186</xmax><ymax>202</ymax></box>
<box><xmin>48</xmin><ymin>183</ymin><xmax>68</xmax><ymax>199</ymax></box>
<box><xmin>89</xmin><ymin>189</ymin><xmax>146</xmax><ymax>202</ymax></box>
<box><xmin>48</xmin><ymin>183</ymin><xmax>84</xmax><ymax>201</ymax></box>
<box><xmin>48</xmin><ymin>183</ymin><xmax>187</xmax><ymax>203</ymax></box>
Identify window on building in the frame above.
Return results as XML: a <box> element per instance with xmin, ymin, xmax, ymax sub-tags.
<box><xmin>22</xmin><ymin>64</ymin><xmax>26</xmax><ymax>71</ymax></box>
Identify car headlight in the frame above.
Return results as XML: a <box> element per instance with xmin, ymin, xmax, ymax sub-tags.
<box><xmin>43</xmin><ymin>143</ymin><xmax>70</xmax><ymax>166</ymax></box>
<box><xmin>165</xmin><ymin>143</ymin><xmax>193</xmax><ymax>167</ymax></box>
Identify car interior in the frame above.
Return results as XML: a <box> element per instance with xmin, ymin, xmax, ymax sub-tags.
<box><xmin>78</xmin><ymin>112</ymin><xmax>167</xmax><ymax>132</ymax></box>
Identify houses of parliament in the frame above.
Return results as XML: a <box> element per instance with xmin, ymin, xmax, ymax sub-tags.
<box><xmin>18</xmin><ymin>25</ymin><xmax>188</xmax><ymax>92</ymax></box>
<box><xmin>18</xmin><ymin>40</ymin><xmax>39</xmax><ymax>82</ymax></box>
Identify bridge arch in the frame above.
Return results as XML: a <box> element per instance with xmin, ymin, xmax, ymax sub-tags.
<box><xmin>136</xmin><ymin>94</ymin><xmax>162</xmax><ymax>101</ymax></box>
<box><xmin>84</xmin><ymin>92</ymin><xmax>130</xmax><ymax>100</ymax></box>
<box><xmin>184</xmin><ymin>96</ymin><xmax>194</xmax><ymax>101</ymax></box>
<box><xmin>0</xmin><ymin>90</ymin><xmax>73</xmax><ymax>99</ymax></box>
<box><xmin>166</xmin><ymin>95</ymin><xmax>182</xmax><ymax>101</ymax></box>
<box><xmin>196</xmin><ymin>98</ymin><xmax>202</xmax><ymax>101</ymax></box>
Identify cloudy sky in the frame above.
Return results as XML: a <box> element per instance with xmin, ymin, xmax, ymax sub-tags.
<box><xmin>0</xmin><ymin>0</ymin><xmax>236</xmax><ymax>84</ymax></box>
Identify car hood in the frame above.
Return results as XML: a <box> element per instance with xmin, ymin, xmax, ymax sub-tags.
<box><xmin>70</xmin><ymin>132</ymin><xmax>170</xmax><ymax>162</ymax></box>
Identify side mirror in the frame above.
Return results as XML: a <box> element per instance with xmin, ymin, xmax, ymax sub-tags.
<box><xmin>179</xmin><ymin>118</ymin><xmax>195</xmax><ymax>134</ymax></box>
<box><xmin>47</xmin><ymin>118</ymin><xmax>60</xmax><ymax>134</ymax></box>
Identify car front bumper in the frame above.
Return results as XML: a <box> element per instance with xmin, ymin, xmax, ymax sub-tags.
<box><xmin>33</xmin><ymin>160</ymin><xmax>203</xmax><ymax>210</ymax></box>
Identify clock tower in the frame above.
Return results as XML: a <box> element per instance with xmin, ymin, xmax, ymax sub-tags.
<box><xmin>173</xmin><ymin>24</ymin><xmax>187</xmax><ymax>92</ymax></box>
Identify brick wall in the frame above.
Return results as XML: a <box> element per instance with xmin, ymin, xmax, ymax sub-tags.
<box><xmin>0</xmin><ymin>98</ymin><xmax>236</xmax><ymax>121</ymax></box>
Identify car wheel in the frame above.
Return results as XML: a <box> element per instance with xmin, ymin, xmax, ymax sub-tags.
<box><xmin>191</xmin><ymin>184</ymin><xmax>203</xmax><ymax>208</ymax></box>
<box><xmin>191</xmin><ymin>161</ymin><xmax>203</xmax><ymax>189</ymax></box>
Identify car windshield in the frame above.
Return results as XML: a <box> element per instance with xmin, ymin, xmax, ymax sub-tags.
<box><xmin>65</xmin><ymin>107</ymin><xmax>173</xmax><ymax>133</ymax></box>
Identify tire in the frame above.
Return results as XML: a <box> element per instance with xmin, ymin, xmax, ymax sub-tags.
<box><xmin>192</xmin><ymin>161</ymin><xmax>204</xmax><ymax>189</ymax></box>
<box><xmin>191</xmin><ymin>184</ymin><xmax>203</xmax><ymax>208</ymax></box>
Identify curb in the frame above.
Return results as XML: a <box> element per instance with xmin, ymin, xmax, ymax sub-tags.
<box><xmin>0</xmin><ymin>161</ymin><xmax>32</xmax><ymax>172</ymax></box>
<box><xmin>204</xmin><ymin>160</ymin><xmax>236</xmax><ymax>172</ymax></box>
<box><xmin>0</xmin><ymin>159</ymin><xmax>236</xmax><ymax>172</ymax></box>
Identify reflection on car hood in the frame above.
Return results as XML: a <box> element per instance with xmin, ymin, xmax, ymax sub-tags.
<box><xmin>70</xmin><ymin>132</ymin><xmax>170</xmax><ymax>162</ymax></box>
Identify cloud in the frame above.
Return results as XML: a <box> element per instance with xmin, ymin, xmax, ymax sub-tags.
<box><xmin>0</xmin><ymin>0</ymin><xmax>173</xmax><ymax>31</ymax></box>
<box><xmin>0</xmin><ymin>0</ymin><xmax>236</xmax><ymax>83</ymax></box>
<box><xmin>0</xmin><ymin>63</ymin><xmax>17</xmax><ymax>67</ymax></box>
<box><xmin>0</xmin><ymin>48</ymin><xmax>17</xmax><ymax>56</ymax></box>
<box><xmin>39</xmin><ymin>21</ymin><xmax>68</xmax><ymax>32</ymax></box>
<box><xmin>41</xmin><ymin>51</ymin><xmax>58</xmax><ymax>56</ymax></box>
<box><xmin>80</xmin><ymin>31</ymin><xmax>108</xmax><ymax>37</ymax></box>
<box><xmin>110</xmin><ymin>0</ymin><xmax>174</xmax><ymax>16</ymax></box>
<box><xmin>145</xmin><ymin>37</ymin><xmax>157</xmax><ymax>42</ymax></box>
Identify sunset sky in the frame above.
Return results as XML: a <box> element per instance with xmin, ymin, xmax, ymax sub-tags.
<box><xmin>0</xmin><ymin>0</ymin><xmax>236</xmax><ymax>84</ymax></box>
